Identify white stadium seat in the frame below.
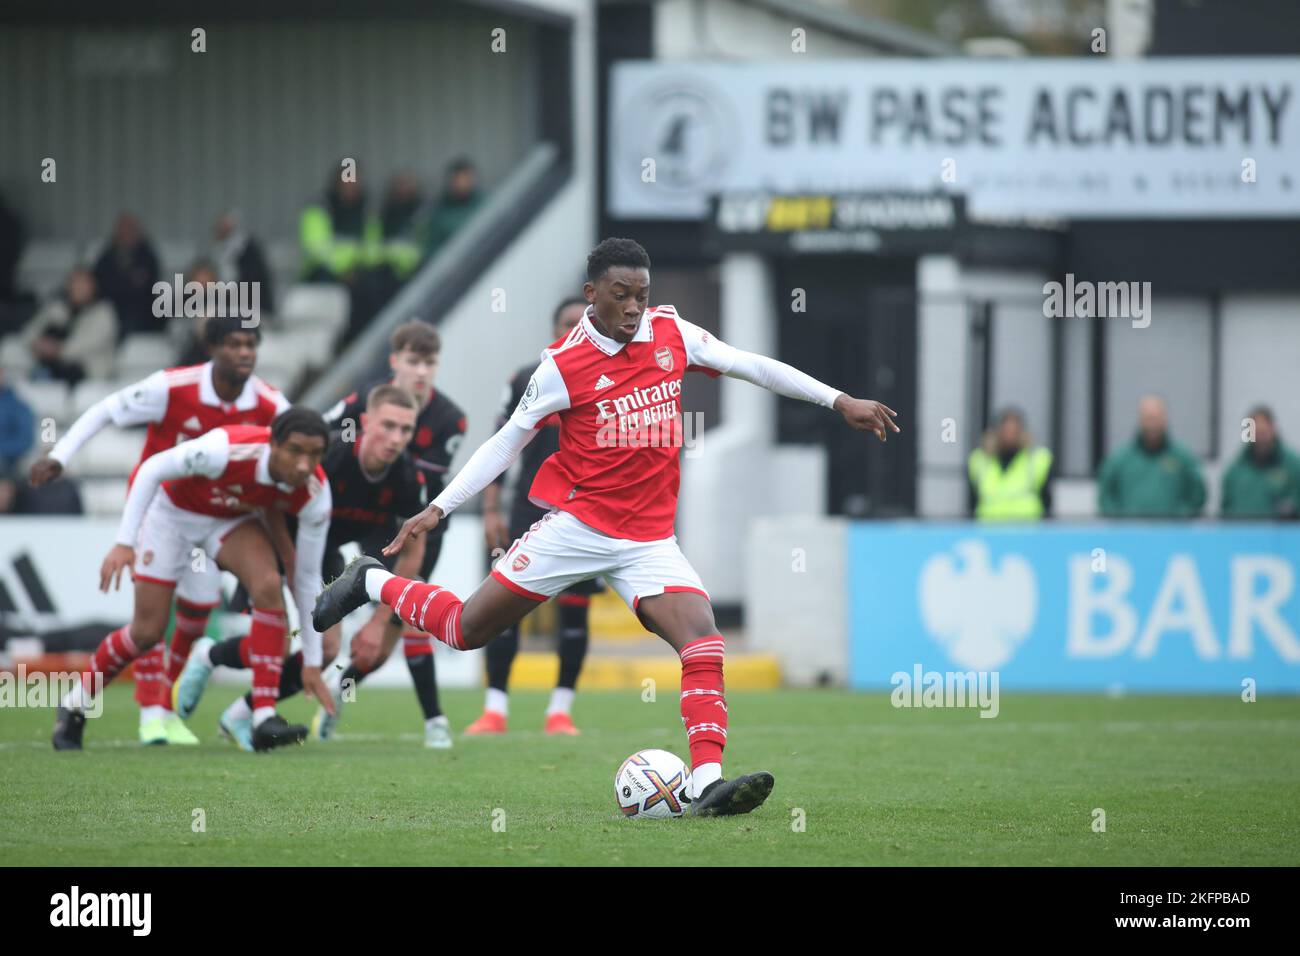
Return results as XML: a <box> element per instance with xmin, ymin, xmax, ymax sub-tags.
<box><xmin>74</xmin><ymin>429</ymin><xmax>145</xmax><ymax>478</ymax></box>
<box><xmin>116</xmin><ymin>333</ymin><xmax>176</xmax><ymax>380</ymax></box>
<box><xmin>70</xmin><ymin>379</ymin><xmax>120</xmax><ymax>418</ymax></box>
<box><xmin>79</xmin><ymin>477</ymin><xmax>130</xmax><ymax>518</ymax></box>
<box><xmin>16</xmin><ymin>240</ymin><xmax>78</xmax><ymax>301</ymax></box>
<box><xmin>0</xmin><ymin>334</ymin><xmax>34</xmax><ymax>376</ymax></box>
<box><xmin>13</xmin><ymin>379</ymin><xmax>70</xmax><ymax>425</ymax></box>
<box><xmin>256</xmin><ymin>331</ymin><xmax>312</xmax><ymax>379</ymax></box>
<box><xmin>256</xmin><ymin>362</ymin><xmax>297</xmax><ymax>394</ymax></box>
<box><xmin>157</xmin><ymin>239</ymin><xmax>199</xmax><ymax>277</ymax></box>
<box><xmin>279</xmin><ymin>283</ymin><xmax>349</xmax><ymax>337</ymax></box>
<box><xmin>288</xmin><ymin>325</ymin><xmax>337</xmax><ymax>366</ymax></box>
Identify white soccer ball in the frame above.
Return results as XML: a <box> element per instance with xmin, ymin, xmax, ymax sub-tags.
<box><xmin>614</xmin><ymin>749</ymin><xmax>691</xmax><ymax>819</ymax></box>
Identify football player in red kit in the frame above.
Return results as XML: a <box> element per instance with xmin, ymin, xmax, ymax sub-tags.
<box><xmin>313</xmin><ymin>239</ymin><xmax>900</xmax><ymax>815</ymax></box>
<box><xmin>52</xmin><ymin>408</ymin><xmax>333</xmax><ymax>753</ymax></box>
<box><xmin>30</xmin><ymin>316</ymin><xmax>288</xmax><ymax>745</ymax></box>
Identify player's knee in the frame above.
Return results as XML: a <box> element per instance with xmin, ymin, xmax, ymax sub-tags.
<box><xmin>248</xmin><ymin>575</ymin><xmax>285</xmax><ymax>609</ymax></box>
<box><xmin>130</xmin><ymin>609</ymin><xmax>169</xmax><ymax>647</ymax></box>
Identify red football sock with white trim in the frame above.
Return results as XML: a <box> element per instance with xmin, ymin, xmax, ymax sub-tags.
<box><xmin>402</xmin><ymin>632</ymin><xmax>435</xmax><ymax>657</ymax></box>
<box><xmin>679</xmin><ymin>636</ymin><xmax>727</xmax><ymax>795</ymax></box>
<box><xmin>248</xmin><ymin>606</ymin><xmax>286</xmax><ymax>718</ymax></box>
<box><xmin>163</xmin><ymin>600</ymin><xmax>214</xmax><ymax>705</ymax></box>
<box><xmin>379</xmin><ymin>577</ymin><xmax>466</xmax><ymax>650</ymax></box>
<box><xmin>66</xmin><ymin>625</ymin><xmax>140</xmax><ymax>710</ymax></box>
<box><xmin>132</xmin><ymin>643</ymin><xmax>168</xmax><ymax>708</ymax></box>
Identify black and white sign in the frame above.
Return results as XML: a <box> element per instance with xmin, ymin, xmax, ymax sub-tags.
<box><xmin>609</xmin><ymin>59</ymin><xmax>1300</xmax><ymax>220</ymax></box>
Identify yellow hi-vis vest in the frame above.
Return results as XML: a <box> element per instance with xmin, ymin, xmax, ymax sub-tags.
<box><xmin>968</xmin><ymin>446</ymin><xmax>1053</xmax><ymax>521</ymax></box>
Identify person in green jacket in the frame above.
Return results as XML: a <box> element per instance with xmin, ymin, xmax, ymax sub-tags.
<box><xmin>967</xmin><ymin>407</ymin><xmax>1054</xmax><ymax>521</ymax></box>
<box><xmin>421</xmin><ymin>158</ymin><xmax>484</xmax><ymax>261</ymax></box>
<box><xmin>1098</xmin><ymin>395</ymin><xmax>1206</xmax><ymax>517</ymax></box>
<box><xmin>299</xmin><ymin>173</ymin><xmax>382</xmax><ymax>282</ymax></box>
<box><xmin>1221</xmin><ymin>406</ymin><xmax>1300</xmax><ymax>519</ymax></box>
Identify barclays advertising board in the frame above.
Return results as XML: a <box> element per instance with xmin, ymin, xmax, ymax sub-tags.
<box><xmin>848</xmin><ymin>524</ymin><xmax>1300</xmax><ymax>693</ymax></box>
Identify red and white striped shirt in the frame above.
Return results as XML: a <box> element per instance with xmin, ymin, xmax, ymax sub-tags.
<box><xmin>116</xmin><ymin>424</ymin><xmax>331</xmax><ymax>665</ymax></box>
<box><xmin>50</xmin><ymin>361</ymin><xmax>289</xmax><ymax>485</ymax></box>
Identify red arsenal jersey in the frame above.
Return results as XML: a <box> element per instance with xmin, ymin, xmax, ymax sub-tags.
<box><xmin>107</xmin><ymin>362</ymin><xmax>289</xmax><ymax>486</ymax></box>
<box><xmin>162</xmin><ymin>424</ymin><xmax>327</xmax><ymax>519</ymax></box>
<box><xmin>507</xmin><ymin>305</ymin><xmax>737</xmax><ymax>541</ymax></box>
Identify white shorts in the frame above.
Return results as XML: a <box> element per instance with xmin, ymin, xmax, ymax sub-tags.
<box><xmin>491</xmin><ymin>509</ymin><xmax>708</xmax><ymax>627</ymax></box>
<box><xmin>133</xmin><ymin>492</ymin><xmax>251</xmax><ymax>605</ymax></box>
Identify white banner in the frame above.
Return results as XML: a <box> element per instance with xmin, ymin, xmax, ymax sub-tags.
<box><xmin>0</xmin><ymin>517</ymin><xmax>484</xmax><ymax>688</ymax></box>
<box><xmin>608</xmin><ymin>58</ymin><xmax>1300</xmax><ymax>220</ymax></box>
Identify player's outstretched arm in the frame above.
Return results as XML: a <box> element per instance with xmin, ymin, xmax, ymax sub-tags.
<box><xmin>724</xmin><ymin>348</ymin><xmax>900</xmax><ymax>441</ymax></box>
<box><xmin>383</xmin><ymin>421</ymin><xmax>540</xmax><ymax>556</ymax></box>
<box><xmin>674</xmin><ymin>313</ymin><xmax>899</xmax><ymax>441</ymax></box>
<box><xmin>32</xmin><ymin>370</ymin><xmax>170</xmax><ymax>486</ymax></box>
<box><xmin>292</xmin><ymin>484</ymin><xmax>334</xmax><ymax>713</ymax></box>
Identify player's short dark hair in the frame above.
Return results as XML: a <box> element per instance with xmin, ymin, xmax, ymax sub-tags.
<box><xmin>390</xmin><ymin>320</ymin><xmax>440</xmax><ymax>358</ymax></box>
<box><xmin>552</xmin><ymin>296</ymin><xmax>588</xmax><ymax>325</ymax></box>
<box><xmin>204</xmin><ymin>315</ymin><xmax>260</xmax><ymax>348</ymax></box>
<box><xmin>587</xmin><ymin>238</ymin><xmax>650</xmax><ymax>282</ymax></box>
<box><xmin>271</xmin><ymin>406</ymin><xmax>329</xmax><ymax>446</ymax></box>
<box><xmin>366</xmin><ymin>383</ymin><xmax>417</xmax><ymax>414</ymax></box>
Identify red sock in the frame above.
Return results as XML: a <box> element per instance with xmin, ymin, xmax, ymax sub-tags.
<box><xmin>162</xmin><ymin>601</ymin><xmax>214</xmax><ymax>707</ymax></box>
<box><xmin>679</xmin><ymin>637</ymin><xmax>727</xmax><ymax>769</ymax></box>
<box><xmin>402</xmin><ymin>631</ymin><xmax>435</xmax><ymax>657</ymax></box>
<box><xmin>82</xmin><ymin>626</ymin><xmax>141</xmax><ymax>697</ymax></box>
<box><xmin>132</xmin><ymin>644</ymin><xmax>168</xmax><ymax>708</ymax></box>
<box><xmin>379</xmin><ymin>577</ymin><xmax>466</xmax><ymax>650</ymax></box>
<box><xmin>248</xmin><ymin>607</ymin><xmax>286</xmax><ymax>712</ymax></box>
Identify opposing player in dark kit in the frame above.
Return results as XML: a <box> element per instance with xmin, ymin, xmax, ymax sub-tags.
<box><xmin>320</xmin><ymin>320</ymin><xmax>466</xmax><ymax>746</ymax></box>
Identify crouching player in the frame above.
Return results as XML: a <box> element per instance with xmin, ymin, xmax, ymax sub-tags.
<box><xmin>52</xmin><ymin>408</ymin><xmax>334</xmax><ymax>752</ymax></box>
<box><xmin>174</xmin><ymin>386</ymin><xmax>435</xmax><ymax>749</ymax></box>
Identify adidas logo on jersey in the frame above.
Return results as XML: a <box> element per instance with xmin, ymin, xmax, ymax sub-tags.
<box><xmin>594</xmin><ymin>374</ymin><xmax>616</xmax><ymax>391</ymax></box>
<box><xmin>182</xmin><ymin>416</ymin><xmax>202</xmax><ymax>432</ymax></box>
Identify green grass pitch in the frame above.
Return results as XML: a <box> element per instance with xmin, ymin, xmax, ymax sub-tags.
<box><xmin>2</xmin><ymin>684</ymin><xmax>1298</xmax><ymax>865</ymax></box>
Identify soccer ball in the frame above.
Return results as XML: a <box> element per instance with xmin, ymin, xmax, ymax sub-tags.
<box><xmin>614</xmin><ymin>749</ymin><xmax>691</xmax><ymax>819</ymax></box>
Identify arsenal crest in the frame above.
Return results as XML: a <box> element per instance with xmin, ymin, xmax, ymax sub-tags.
<box><xmin>654</xmin><ymin>346</ymin><xmax>673</xmax><ymax>372</ymax></box>
<box><xmin>512</xmin><ymin>553</ymin><xmax>531</xmax><ymax>572</ymax></box>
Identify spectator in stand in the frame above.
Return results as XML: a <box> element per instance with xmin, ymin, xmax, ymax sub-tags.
<box><xmin>300</xmin><ymin>170</ymin><xmax>380</xmax><ymax>283</ymax></box>
<box><xmin>22</xmin><ymin>266</ymin><xmax>118</xmax><ymax>385</ymax></box>
<box><xmin>379</xmin><ymin>172</ymin><xmax>425</xmax><ymax>284</ymax></box>
<box><xmin>967</xmin><ymin>407</ymin><xmax>1053</xmax><ymax>521</ymax></box>
<box><xmin>93</xmin><ymin>213</ymin><xmax>161</xmax><ymax>338</ymax></box>
<box><xmin>209</xmin><ymin>210</ymin><xmax>274</xmax><ymax>318</ymax></box>
<box><xmin>172</xmin><ymin>260</ymin><xmax>219</xmax><ymax>367</ymax></box>
<box><xmin>422</xmin><ymin>158</ymin><xmax>483</xmax><ymax>261</ymax></box>
<box><xmin>0</xmin><ymin>367</ymin><xmax>35</xmax><ymax>474</ymax></box>
<box><xmin>300</xmin><ymin>169</ymin><xmax>386</xmax><ymax>341</ymax></box>
<box><xmin>1098</xmin><ymin>395</ymin><xmax>1206</xmax><ymax>518</ymax></box>
<box><xmin>0</xmin><ymin>189</ymin><xmax>24</xmax><ymax>306</ymax></box>
<box><xmin>13</xmin><ymin>472</ymin><xmax>83</xmax><ymax>515</ymax></box>
<box><xmin>1221</xmin><ymin>406</ymin><xmax>1300</xmax><ymax>519</ymax></box>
